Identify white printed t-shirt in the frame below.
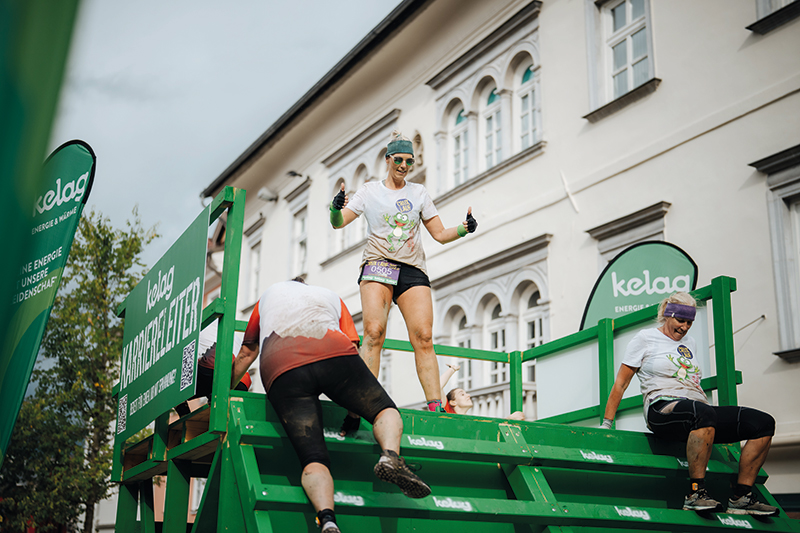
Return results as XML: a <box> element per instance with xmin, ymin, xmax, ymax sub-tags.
<box><xmin>346</xmin><ymin>180</ymin><xmax>438</xmax><ymax>274</ymax></box>
<box><xmin>621</xmin><ymin>328</ymin><xmax>708</xmax><ymax>423</ymax></box>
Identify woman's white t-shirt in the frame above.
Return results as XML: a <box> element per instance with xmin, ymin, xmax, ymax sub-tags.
<box><xmin>347</xmin><ymin>180</ymin><xmax>438</xmax><ymax>274</ymax></box>
<box><xmin>621</xmin><ymin>328</ymin><xmax>708</xmax><ymax>423</ymax></box>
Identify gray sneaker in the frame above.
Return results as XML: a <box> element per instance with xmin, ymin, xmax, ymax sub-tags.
<box><xmin>727</xmin><ymin>493</ymin><xmax>779</xmax><ymax>516</ymax></box>
<box><xmin>683</xmin><ymin>488</ymin><xmax>723</xmax><ymax>512</ymax></box>
<box><xmin>374</xmin><ymin>450</ymin><xmax>431</xmax><ymax>499</ymax></box>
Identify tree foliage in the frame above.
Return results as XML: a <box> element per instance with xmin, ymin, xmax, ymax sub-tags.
<box><xmin>0</xmin><ymin>209</ymin><xmax>157</xmax><ymax>532</ymax></box>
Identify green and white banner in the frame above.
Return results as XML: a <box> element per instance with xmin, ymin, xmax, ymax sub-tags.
<box><xmin>0</xmin><ymin>140</ymin><xmax>95</xmax><ymax>466</ymax></box>
<box><xmin>115</xmin><ymin>208</ymin><xmax>208</xmax><ymax>443</ymax></box>
<box><xmin>580</xmin><ymin>241</ymin><xmax>697</xmax><ymax>330</ymax></box>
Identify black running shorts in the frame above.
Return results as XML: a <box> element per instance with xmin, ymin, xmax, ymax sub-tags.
<box><xmin>647</xmin><ymin>399</ymin><xmax>775</xmax><ymax>443</ymax></box>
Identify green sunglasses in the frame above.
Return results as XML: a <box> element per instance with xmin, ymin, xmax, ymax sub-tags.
<box><xmin>389</xmin><ymin>156</ymin><xmax>414</xmax><ymax>166</ymax></box>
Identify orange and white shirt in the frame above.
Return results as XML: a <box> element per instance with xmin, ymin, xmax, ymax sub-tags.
<box><xmin>243</xmin><ymin>281</ymin><xmax>360</xmax><ymax>392</ymax></box>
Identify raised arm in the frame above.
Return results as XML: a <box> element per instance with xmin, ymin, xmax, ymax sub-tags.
<box><xmin>602</xmin><ymin>363</ymin><xmax>638</xmax><ymax>428</ymax></box>
<box><xmin>423</xmin><ymin>206</ymin><xmax>478</xmax><ymax>244</ymax></box>
<box><xmin>440</xmin><ymin>363</ymin><xmax>460</xmax><ymax>391</ymax></box>
<box><xmin>330</xmin><ymin>183</ymin><xmax>358</xmax><ymax>229</ymax></box>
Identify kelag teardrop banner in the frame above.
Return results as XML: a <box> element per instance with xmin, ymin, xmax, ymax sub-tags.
<box><xmin>579</xmin><ymin>241</ymin><xmax>698</xmax><ymax>330</ymax></box>
<box><xmin>0</xmin><ymin>140</ymin><xmax>96</xmax><ymax>468</ymax></box>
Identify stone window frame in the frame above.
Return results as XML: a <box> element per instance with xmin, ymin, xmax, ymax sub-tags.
<box><xmin>750</xmin><ymin>144</ymin><xmax>800</xmax><ymax>362</ymax></box>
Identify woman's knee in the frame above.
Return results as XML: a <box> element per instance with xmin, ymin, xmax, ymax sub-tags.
<box><xmin>691</xmin><ymin>402</ymin><xmax>717</xmax><ymax>431</ymax></box>
<box><xmin>411</xmin><ymin>326</ymin><xmax>433</xmax><ymax>347</ymax></box>
<box><xmin>362</xmin><ymin>320</ymin><xmax>386</xmax><ymax>342</ymax></box>
<box><xmin>744</xmin><ymin>408</ymin><xmax>775</xmax><ymax>439</ymax></box>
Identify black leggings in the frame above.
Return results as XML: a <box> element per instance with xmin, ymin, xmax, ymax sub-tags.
<box><xmin>647</xmin><ymin>399</ymin><xmax>775</xmax><ymax>443</ymax></box>
<box><xmin>267</xmin><ymin>355</ymin><xmax>397</xmax><ymax>469</ymax></box>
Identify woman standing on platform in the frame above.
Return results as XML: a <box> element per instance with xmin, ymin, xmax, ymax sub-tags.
<box><xmin>601</xmin><ymin>292</ymin><xmax>778</xmax><ymax>516</ymax></box>
<box><xmin>330</xmin><ymin>131</ymin><xmax>477</xmax><ymax>422</ymax></box>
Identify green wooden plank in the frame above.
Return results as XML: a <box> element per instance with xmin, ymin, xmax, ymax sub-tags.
<box><xmin>115</xmin><ymin>483</ymin><xmax>139</xmax><ymax>533</ymax></box>
<box><xmin>122</xmin><ymin>458</ymin><xmax>167</xmax><ymax>482</ymax></box>
<box><xmin>249</xmin><ymin>483</ymin><xmax>796</xmax><ymax>532</ymax></box>
<box><xmin>139</xmin><ymin>480</ymin><xmax>156</xmax><ymax>533</ymax></box>
<box><xmin>190</xmin><ymin>442</ymin><xmax>222</xmax><ymax>533</ymax></box>
<box><xmin>711</xmin><ymin>276</ymin><xmax>738</xmax><ymax>406</ymax></box>
<box><xmin>163</xmin><ymin>460</ymin><xmax>191</xmax><ymax>533</ymax></box>
<box><xmin>165</xmin><ymin>431</ymin><xmax>220</xmax><ymax>461</ymax></box>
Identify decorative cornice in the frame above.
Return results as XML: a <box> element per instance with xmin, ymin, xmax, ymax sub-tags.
<box><xmin>586</xmin><ymin>201</ymin><xmax>671</xmax><ymax>241</ymax></box>
<box><xmin>322</xmin><ymin>109</ymin><xmax>401</xmax><ymax>168</ymax></box>
<box><xmin>747</xmin><ymin>1</ymin><xmax>800</xmax><ymax>34</ymax></box>
<box><xmin>320</xmin><ymin>238</ymin><xmax>368</xmax><ymax>269</ymax></box>
<box><xmin>749</xmin><ymin>144</ymin><xmax>800</xmax><ymax>175</ymax></box>
<box><xmin>433</xmin><ymin>140</ymin><xmax>545</xmax><ymax>206</ymax></box>
<box><xmin>426</xmin><ymin>1</ymin><xmax>542</xmax><ymax>90</ymax></box>
<box><xmin>431</xmin><ymin>233</ymin><xmax>551</xmax><ymax>290</ymax></box>
<box><xmin>583</xmin><ymin>78</ymin><xmax>661</xmax><ymax>123</ymax></box>
<box><xmin>774</xmin><ymin>347</ymin><xmax>800</xmax><ymax>363</ymax></box>
<box><xmin>244</xmin><ymin>214</ymin><xmax>265</xmax><ymax>237</ymax></box>
<box><xmin>284</xmin><ymin>176</ymin><xmax>313</xmax><ymax>203</ymax></box>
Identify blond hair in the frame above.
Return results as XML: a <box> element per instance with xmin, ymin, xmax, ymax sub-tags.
<box><xmin>656</xmin><ymin>292</ymin><xmax>696</xmax><ymax>324</ymax></box>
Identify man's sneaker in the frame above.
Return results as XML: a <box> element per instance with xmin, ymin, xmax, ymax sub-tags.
<box><xmin>683</xmin><ymin>488</ymin><xmax>723</xmax><ymax>512</ymax></box>
<box><xmin>727</xmin><ymin>493</ymin><xmax>779</xmax><ymax>516</ymax></box>
<box><xmin>374</xmin><ymin>450</ymin><xmax>431</xmax><ymax>498</ymax></box>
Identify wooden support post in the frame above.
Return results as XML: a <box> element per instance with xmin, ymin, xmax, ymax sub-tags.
<box><xmin>597</xmin><ymin>318</ymin><xmax>615</xmax><ymax>425</ymax></box>
<box><xmin>710</xmin><ymin>276</ymin><xmax>738</xmax><ymax>406</ymax></box>
<box><xmin>139</xmin><ymin>479</ymin><xmax>156</xmax><ymax>533</ymax></box>
<box><xmin>115</xmin><ymin>483</ymin><xmax>138</xmax><ymax>533</ymax></box>
<box><xmin>210</xmin><ymin>187</ymin><xmax>246</xmax><ymax>434</ymax></box>
<box><xmin>509</xmin><ymin>350</ymin><xmax>523</xmax><ymax>414</ymax></box>
<box><xmin>163</xmin><ymin>459</ymin><xmax>191</xmax><ymax>533</ymax></box>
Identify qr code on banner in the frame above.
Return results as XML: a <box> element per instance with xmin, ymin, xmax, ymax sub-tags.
<box><xmin>117</xmin><ymin>395</ymin><xmax>127</xmax><ymax>434</ymax></box>
<box><xmin>180</xmin><ymin>340</ymin><xmax>196</xmax><ymax>391</ymax></box>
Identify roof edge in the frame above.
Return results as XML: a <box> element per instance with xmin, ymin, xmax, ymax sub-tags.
<box><xmin>202</xmin><ymin>0</ymin><xmax>433</xmax><ymax>198</ymax></box>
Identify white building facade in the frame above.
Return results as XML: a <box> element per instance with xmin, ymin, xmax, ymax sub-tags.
<box><xmin>201</xmin><ymin>0</ymin><xmax>800</xmax><ymax>502</ymax></box>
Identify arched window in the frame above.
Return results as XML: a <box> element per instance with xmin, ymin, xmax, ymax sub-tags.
<box><xmin>452</xmin><ymin>108</ymin><xmax>469</xmax><ymax>186</ymax></box>
<box><xmin>452</xmin><ymin>312</ymin><xmax>473</xmax><ymax>390</ymax></box>
<box><xmin>487</xmin><ymin>302</ymin><xmax>507</xmax><ymax>384</ymax></box>
<box><xmin>483</xmin><ymin>88</ymin><xmax>502</xmax><ymax>170</ymax></box>
<box><xmin>518</xmin><ymin>66</ymin><xmax>540</xmax><ymax>150</ymax></box>
<box><xmin>520</xmin><ymin>286</ymin><xmax>548</xmax><ymax>382</ymax></box>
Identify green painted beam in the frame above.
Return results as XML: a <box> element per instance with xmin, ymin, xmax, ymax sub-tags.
<box><xmin>163</xmin><ymin>460</ymin><xmax>191</xmax><ymax>533</ymax></box>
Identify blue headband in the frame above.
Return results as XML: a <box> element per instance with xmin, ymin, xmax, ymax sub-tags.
<box><xmin>664</xmin><ymin>303</ymin><xmax>696</xmax><ymax>321</ymax></box>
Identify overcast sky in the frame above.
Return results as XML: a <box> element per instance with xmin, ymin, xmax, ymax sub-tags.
<box><xmin>49</xmin><ymin>0</ymin><xmax>401</xmax><ymax>269</ymax></box>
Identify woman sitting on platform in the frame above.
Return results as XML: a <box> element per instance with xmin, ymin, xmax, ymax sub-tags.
<box><xmin>601</xmin><ymin>291</ymin><xmax>777</xmax><ymax>516</ymax></box>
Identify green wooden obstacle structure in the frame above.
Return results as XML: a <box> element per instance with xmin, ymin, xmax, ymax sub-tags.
<box><xmin>111</xmin><ymin>187</ymin><xmax>799</xmax><ymax>532</ymax></box>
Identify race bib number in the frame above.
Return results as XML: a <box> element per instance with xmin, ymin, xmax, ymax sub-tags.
<box><xmin>362</xmin><ymin>260</ymin><xmax>400</xmax><ymax>286</ymax></box>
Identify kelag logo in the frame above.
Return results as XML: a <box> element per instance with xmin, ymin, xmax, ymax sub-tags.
<box><xmin>580</xmin><ymin>242</ymin><xmax>697</xmax><ymax>330</ymax></box>
<box><xmin>33</xmin><ymin>172</ymin><xmax>91</xmax><ymax>217</ymax></box>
